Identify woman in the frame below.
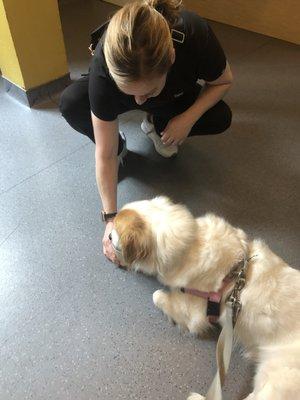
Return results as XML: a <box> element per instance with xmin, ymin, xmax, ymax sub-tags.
<box><xmin>60</xmin><ymin>0</ymin><xmax>233</xmax><ymax>264</ymax></box>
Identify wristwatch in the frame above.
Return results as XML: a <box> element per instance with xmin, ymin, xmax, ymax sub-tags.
<box><xmin>101</xmin><ymin>210</ymin><xmax>117</xmax><ymax>222</ymax></box>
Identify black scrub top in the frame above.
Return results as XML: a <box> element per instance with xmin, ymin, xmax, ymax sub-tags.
<box><xmin>89</xmin><ymin>10</ymin><xmax>227</xmax><ymax>121</ymax></box>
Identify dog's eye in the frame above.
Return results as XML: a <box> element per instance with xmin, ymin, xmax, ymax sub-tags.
<box><xmin>108</xmin><ymin>233</ymin><xmax>112</xmax><ymax>241</ymax></box>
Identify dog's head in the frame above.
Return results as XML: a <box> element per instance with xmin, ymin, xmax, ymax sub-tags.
<box><xmin>111</xmin><ymin>196</ymin><xmax>197</xmax><ymax>275</ymax></box>
<box><xmin>111</xmin><ymin>208</ymin><xmax>153</xmax><ymax>270</ymax></box>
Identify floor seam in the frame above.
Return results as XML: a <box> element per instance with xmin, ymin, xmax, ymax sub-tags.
<box><xmin>0</xmin><ymin>142</ymin><xmax>91</xmax><ymax>197</ymax></box>
<box><xmin>0</xmin><ymin>220</ymin><xmax>21</xmax><ymax>249</ymax></box>
<box><xmin>238</xmin><ymin>38</ymin><xmax>274</xmax><ymax>61</ymax></box>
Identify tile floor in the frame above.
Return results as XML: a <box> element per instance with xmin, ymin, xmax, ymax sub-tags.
<box><xmin>0</xmin><ymin>1</ymin><xmax>299</xmax><ymax>399</ymax></box>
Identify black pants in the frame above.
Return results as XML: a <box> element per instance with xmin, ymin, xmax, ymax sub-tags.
<box><xmin>59</xmin><ymin>76</ymin><xmax>232</xmax><ymax>143</ymax></box>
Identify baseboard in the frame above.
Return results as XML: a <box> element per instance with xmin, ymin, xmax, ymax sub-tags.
<box><xmin>101</xmin><ymin>0</ymin><xmax>126</xmax><ymax>6</ymax></box>
<box><xmin>2</xmin><ymin>73</ymin><xmax>71</xmax><ymax>107</ymax></box>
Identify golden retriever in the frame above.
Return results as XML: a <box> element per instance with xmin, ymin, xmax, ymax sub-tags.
<box><xmin>111</xmin><ymin>196</ymin><xmax>300</xmax><ymax>400</ymax></box>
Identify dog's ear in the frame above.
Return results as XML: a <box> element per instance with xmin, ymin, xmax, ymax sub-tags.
<box><xmin>121</xmin><ymin>229</ymin><xmax>152</xmax><ymax>265</ymax></box>
<box><xmin>114</xmin><ymin>209</ymin><xmax>152</xmax><ymax>265</ymax></box>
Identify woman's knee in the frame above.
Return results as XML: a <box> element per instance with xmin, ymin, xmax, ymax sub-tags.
<box><xmin>189</xmin><ymin>101</ymin><xmax>232</xmax><ymax>136</ymax></box>
<box><xmin>59</xmin><ymin>79</ymin><xmax>94</xmax><ymax>141</ymax></box>
<box><xmin>213</xmin><ymin>101</ymin><xmax>232</xmax><ymax>134</ymax></box>
<box><xmin>221</xmin><ymin>102</ymin><xmax>232</xmax><ymax>132</ymax></box>
<box><xmin>59</xmin><ymin>84</ymin><xmax>77</xmax><ymax>119</ymax></box>
<box><xmin>59</xmin><ymin>77</ymin><xmax>90</xmax><ymax>119</ymax></box>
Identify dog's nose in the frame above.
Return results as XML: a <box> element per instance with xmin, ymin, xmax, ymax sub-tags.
<box><xmin>108</xmin><ymin>233</ymin><xmax>112</xmax><ymax>241</ymax></box>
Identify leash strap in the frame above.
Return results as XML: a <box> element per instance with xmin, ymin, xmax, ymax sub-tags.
<box><xmin>185</xmin><ymin>255</ymin><xmax>256</xmax><ymax>399</ymax></box>
<box><xmin>205</xmin><ymin>305</ymin><xmax>234</xmax><ymax>400</ymax></box>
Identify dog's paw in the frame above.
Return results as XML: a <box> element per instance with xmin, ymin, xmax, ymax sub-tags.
<box><xmin>187</xmin><ymin>393</ymin><xmax>205</xmax><ymax>400</ymax></box>
<box><xmin>153</xmin><ymin>289</ymin><xmax>166</xmax><ymax>308</ymax></box>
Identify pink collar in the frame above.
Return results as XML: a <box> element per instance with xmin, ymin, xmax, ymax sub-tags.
<box><xmin>180</xmin><ymin>259</ymin><xmax>246</xmax><ymax>324</ymax></box>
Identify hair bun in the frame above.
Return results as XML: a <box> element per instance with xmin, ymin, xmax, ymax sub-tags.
<box><xmin>146</xmin><ymin>0</ymin><xmax>182</xmax><ymax>26</ymax></box>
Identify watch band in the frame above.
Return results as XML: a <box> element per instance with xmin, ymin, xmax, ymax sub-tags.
<box><xmin>101</xmin><ymin>210</ymin><xmax>117</xmax><ymax>222</ymax></box>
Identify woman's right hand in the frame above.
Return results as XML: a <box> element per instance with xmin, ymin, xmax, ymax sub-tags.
<box><xmin>102</xmin><ymin>220</ymin><xmax>120</xmax><ymax>265</ymax></box>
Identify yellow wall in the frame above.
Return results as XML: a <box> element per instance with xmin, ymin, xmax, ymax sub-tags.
<box><xmin>0</xmin><ymin>0</ymin><xmax>69</xmax><ymax>90</ymax></box>
<box><xmin>105</xmin><ymin>0</ymin><xmax>300</xmax><ymax>44</ymax></box>
<box><xmin>0</xmin><ymin>1</ymin><xmax>24</xmax><ymax>87</ymax></box>
<box><xmin>185</xmin><ymin>0</ymin><xmax>300</xmax><ymax>45</ymax></box>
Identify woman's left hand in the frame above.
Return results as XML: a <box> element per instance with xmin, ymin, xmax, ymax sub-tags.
<box><xmin>160</xmin><ymin>113</ymin><xmax>194</xmax><ymax>146</ymax></box>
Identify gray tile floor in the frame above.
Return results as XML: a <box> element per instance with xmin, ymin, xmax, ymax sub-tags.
<box><xmin>0</xmin><ymin>1</ymin><xmax>299</xmax><ymax>399</ymax></box>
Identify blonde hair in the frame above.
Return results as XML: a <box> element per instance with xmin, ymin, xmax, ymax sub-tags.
<box><xmin>104</xmin><ymin>0</ymin><xmax>182</xmax><ymax>85</ymax></box>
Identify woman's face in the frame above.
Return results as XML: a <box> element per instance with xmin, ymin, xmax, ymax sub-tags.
<box><xmin>117</xmin><ymin>73</ymin><xmax>168</xmax><ymax>105</ymax></box>
<box><xmin>114</xmin><ymin>48</ymin><xmax>175</xmax><ymax>105</ymax></box>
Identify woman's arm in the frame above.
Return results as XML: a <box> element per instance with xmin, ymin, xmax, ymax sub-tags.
<box><xmin>92</xmin><ymin>112</ymin><xmax>120</xmax><ymax>264</ymax></box>
<box><xmin>161</xmin><ymin>62</ymin><xmax>233</xmax><ymax>145</ymax></box>
<box><xmin>180</xmin><ymin>61</ymin><xmax>233</xmax><ymax>128</ymax></box>
<box><xmin>92</xmin><ymin>112</ymin><xmax>119</xmax><ymax>213</ymax></box>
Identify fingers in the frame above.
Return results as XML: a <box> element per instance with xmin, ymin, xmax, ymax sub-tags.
<box><xmin>162</xmin><ymin>132</ymin><xmax>186</xmax><ymax>146</ymax></box>
<box><xmin>161</xmin><ymin>129</ymin><xmax>184</xmax><ymax>146</ymax></box>
<box><xmin>165</xmin><ymin>137</ymin><xmax>176</xmax><ymax>146</ymax></box>
<box><xmin>104</xmin><ymin>248</ymin><xmax>120</xmax><ymax>265</ymax></box>
<box><xmin>160</xmin><ymin>131</ymin><xmax>168</xmax><ymax>144</ymax></box>
<box><xmin>103</xmin><ymin>238</ymin><xmax>120</xmax><ymax>265</ymax></box>
<box><xmin>102</xmin><ymin>221</ymin><xmax>120</xmax><ymax>265</ymax></box>
<box><xmin>161</xmin><ymin>131</ymin><xmax>175</xmax><ymax>146</ymax></box>
<box><xmin>163</xmin><ymin>136</ymin><xmax>182</xmax><ymax>146</ymax></box>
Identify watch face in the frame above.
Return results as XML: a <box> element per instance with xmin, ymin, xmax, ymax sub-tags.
<box><xmin>101</xmin><ymin>211</ymin><xmax>116</xmax><ymax>222</ymax></box>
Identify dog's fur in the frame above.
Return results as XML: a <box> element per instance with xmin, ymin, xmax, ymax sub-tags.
<box><xmin>112</xmin><ymin>196</ymin><xmax>300</xmax><ymax>400</ymax></box>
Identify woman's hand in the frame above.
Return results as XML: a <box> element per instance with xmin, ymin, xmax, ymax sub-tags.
<box><xmin>102</xmin><ymin>220</ymin><xmax>120</xmax><ymax>265</ymax></box>
<box><xmin>160</xmin><ymin>113</ymin><xmax>194</xmax><ymax>146</ymax></box>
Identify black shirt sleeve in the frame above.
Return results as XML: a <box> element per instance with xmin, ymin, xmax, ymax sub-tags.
<box><xmin>88</xmin><ymin>51</ymin><xmax>119</xmax><ymax>121</ymax></box>
<box><xmin>186</xmin><ymin>12</ymin><xmax>227</xmax><ymax>82</ymax></box>
<box><xmin>200</xmin><ymin>24</ymin><xmax>227</xmax><ymax>82</ymax></box>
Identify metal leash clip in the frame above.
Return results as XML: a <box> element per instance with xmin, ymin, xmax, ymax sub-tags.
<box><xmin>226</xmin><ymin>257</ymin><xmax>248</xmax><ymax>326</ymax></box>
<box><xmin>227</xmin><ymin>293</ymin><xmax>242</xmax><ymax>327</ymax></box>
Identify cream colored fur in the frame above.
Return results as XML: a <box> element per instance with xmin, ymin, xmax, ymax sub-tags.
<box><xmin>112</xmin><ymin>196</ymin><xmax>300</xmax><ymax>400</ymax></box>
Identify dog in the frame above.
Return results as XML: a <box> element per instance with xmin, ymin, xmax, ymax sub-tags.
<box><xmin>111</xmin><ymin>196</ymin><xmax>300</xmax><ymax>400</ymax></box>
